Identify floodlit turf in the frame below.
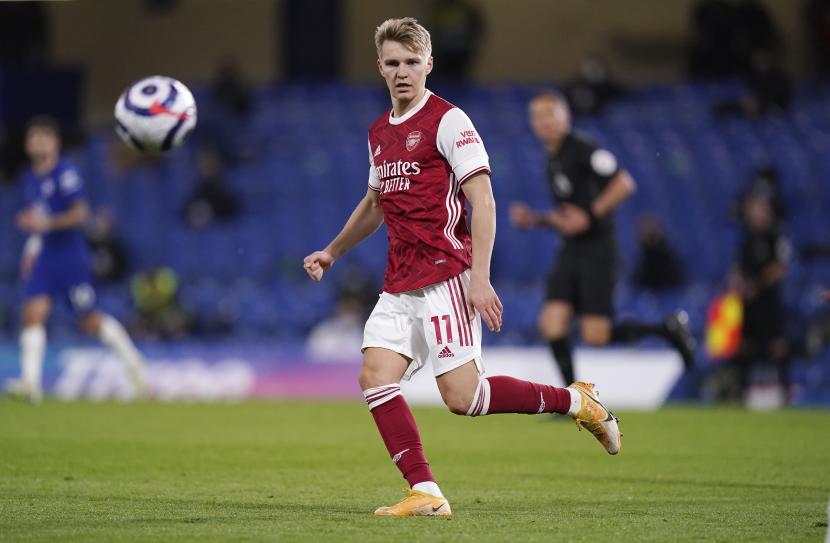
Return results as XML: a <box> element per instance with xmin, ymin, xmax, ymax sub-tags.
<box><xmin>1</xmin><ymin>400</ymin><xmax>828</xmax><ymax>542</ymax></box>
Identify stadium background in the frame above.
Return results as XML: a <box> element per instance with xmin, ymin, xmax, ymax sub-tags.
<box><xmin>0</xmin><ymin>0</ymin><xmax>828</xmax><ymax>407</ymax></box>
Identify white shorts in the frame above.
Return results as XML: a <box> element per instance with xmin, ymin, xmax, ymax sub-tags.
<box><xmin>362</xmin><ymin>269</ymin><xmax>484</xmax><ymax>380</ymax></box>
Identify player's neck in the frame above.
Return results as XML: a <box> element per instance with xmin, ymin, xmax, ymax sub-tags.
<box><xmin>32</xmin><ymin>155</ymin><xmax>58</xmax><ymax>176</ymax></box>
<box><xmin>391</xmin><ymin>87</ymin><xmax>427</xmax><ymax>118</ymax></box>
<box><xmin>545</xmin><ymin>141</ymin><xmax>562</xmax><ymax>154</ymax></box>
<box><xmin>546</xmin><ymin>132</ymin><xmax>569</xmax><ymax>154</ymax></box>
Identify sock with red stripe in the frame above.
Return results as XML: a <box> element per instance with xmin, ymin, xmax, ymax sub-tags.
<box><xmin>466</xmin><ymin>376</ymin><xmax>578</xmax><ymax>416</ymax></box>
<box><xmin>363</xmin><ymin>384</ymin><xmax>440</xmax><ymax>493</ymax></box>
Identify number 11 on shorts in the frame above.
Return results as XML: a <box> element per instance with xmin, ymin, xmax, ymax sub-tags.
<box><xmin>430</xmin><ymin>314</ymin><xmax>453</xmax><ymax>344</ymax></box>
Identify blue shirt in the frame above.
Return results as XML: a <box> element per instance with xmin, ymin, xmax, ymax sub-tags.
<box><xmin>22</xmin><ymin>159</ymin><xmax>89</xmax><ymax>257</ymax></box>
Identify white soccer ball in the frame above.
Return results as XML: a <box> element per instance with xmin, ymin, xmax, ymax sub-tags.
<box><xmin>114</xmin><ymin>75</ymin><xmax>197</xmax><ymax>154</ymax></box>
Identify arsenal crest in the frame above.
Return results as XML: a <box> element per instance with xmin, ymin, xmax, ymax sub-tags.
<box><xmin>405</xmin><ymin>131</ymin><xmax>422</xmax><ymax>152</ymax></box>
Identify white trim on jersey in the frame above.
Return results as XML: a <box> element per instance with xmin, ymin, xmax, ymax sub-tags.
<box><xmin>388</xmin><ymin>90</ymin><xmax>433</xmax><ymax>125</ymax></box>
<box><xmin>436</xmin><ymin>107</ymin><xmax>491</xmax><ymax>183</ymax></box>
<box><xmin>458</xmin><ymin>165</ymin><xmax>491</xmax><ymax>185</ymax></box>
<box><xmin>367</xmin><ymin>135</ymin><xmax>382</xmax><ymax>190</ymax></box>
<box><xmin>443</xmin><ymin>172</ymin><xmax>464</xmax><ymax>250</ymax></box>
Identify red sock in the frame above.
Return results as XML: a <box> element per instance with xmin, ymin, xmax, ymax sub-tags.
<box><xmin>363</xmin><ymin>384</ymin><xmax>435</xmax><ymax>487</ymax></box>
<box><xmin>467</xmin><ymin>376</ymin><xmax>571</xmax><ymax>416</ymax></box>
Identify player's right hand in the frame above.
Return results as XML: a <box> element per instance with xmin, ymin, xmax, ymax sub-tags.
<box><xmin>552</xmin><ymin>204</ymin><xmax>590</xmax><ymax>236</ymax></box>
<box><xmin>16</xmin><ymin>209</ymin><xmax>50</xmax><ymax>234</ymax></box>
<box><xmin>509</xmin><ymin>201</ymin><xmax>537</xmax><ymax>229</ymax></box>
<box><xmin>303</xmin><ymin>251</ymin><xmax>334</xmax><ymax>282</ymax></box>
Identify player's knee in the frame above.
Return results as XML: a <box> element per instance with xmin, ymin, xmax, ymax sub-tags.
<box><xmin>78</xmin><ymin>313</ymin><xmax>102</xmax><ymax>336</ymax></box>
<box><xmin>538</xmin><ymin>317</ymin><xmax>564</xmax><ymax>341</ymax></box>
<box><xmin>23</xmin><ymin>299</ymin><xmax>49</xmax><ymax>327</ymax></box>
<box><xmin>79</xmin><ymin>319</ymin><xmax>97</xmax><ymax>336</ymax></box>
<box><xmin>357</xmin><ymin>368</ymin><xmax>374</xmax><ymax>390</ymax></box>
<box><xmin>23</xmin><ymin>313</ymin><xmax>44</xmax><ymax>328</ymax></box>
<box><xmin>541</xmin><ymin>325</ymin><xmax>567</xmax><ymax>342</ymax></box>
<box><xmin>443</xmin><ymin>392</ymin><xmax>474</xmax><ymax>416</ymax></box>
<box><xmin>358</xmin><ymin>365</ymin><xmax>392</xmax><ymax>391</ymax></box>
<box><xmin>538</xmin><ymin>310</ymin><xmax>568</xmax><ymax>340</ymax></box>
<box><xmin>446</xmin><ymin>398</ymin><xmax>471</xmax><ymax>416</ymax></box>
<box><xmin>581</xmin><ymin>328</ymin><xmax>610</xmax><ymax>346</ymax></box>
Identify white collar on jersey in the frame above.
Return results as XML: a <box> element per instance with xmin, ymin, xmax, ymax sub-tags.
<box><xmin>388</xmin><ymin>89</ymin><xmax>432</xmax><ymax>125</ymax></box>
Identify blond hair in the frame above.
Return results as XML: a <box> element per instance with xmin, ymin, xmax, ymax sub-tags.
<box><xmin>374</xmin><ymin>17</ymin><xmax>432</xmax><ymax>58</ymax></box>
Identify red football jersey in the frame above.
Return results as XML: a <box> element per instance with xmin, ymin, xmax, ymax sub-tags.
<box><xmin>367</xmin><ymin>90</ymin><xmax>491</xmax><ymax>293</ymax></box>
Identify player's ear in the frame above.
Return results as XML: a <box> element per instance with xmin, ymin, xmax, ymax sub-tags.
<box><xmin>377</xmin><ymin>57</ymin><xmax>384</xmax><ymax>78</ymax></box>
<box><xmin>425</xmin><ymin>55</ymin><xmax>434</xmax><ymax>75</ymax></box>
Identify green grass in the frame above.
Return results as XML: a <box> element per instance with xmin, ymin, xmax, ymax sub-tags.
<box><xmin>1</xmin><ymin>401</ymin><xmax>828</xmax><ymax>542</ymax></box>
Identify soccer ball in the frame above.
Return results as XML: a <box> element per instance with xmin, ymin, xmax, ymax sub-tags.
<box><xmin>114</xmin><ymin>75</ymin><xmax>197</xmax><ymax>154</ymax></box>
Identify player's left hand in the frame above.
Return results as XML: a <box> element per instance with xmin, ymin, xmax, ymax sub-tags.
<box><xmin>554</xmin><ymin>204</ymin><xmax>590</xmax><ymax>237</ymax></box>
<box><xmin>15</xmin><ymin>210</ymin><xmax>50</xmax><ymax>234</ymax></box>
<box><xmin>468</xmin><ymin>273</ymin><xmax>503</xmax><ymax>332</ymax></box>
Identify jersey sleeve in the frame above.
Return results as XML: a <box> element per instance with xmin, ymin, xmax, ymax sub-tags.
<box><xmin>58</xmin><ymin>164</ymin><xmax>85</xmax><ymax>202</ymax></box>
<box><xmin>774</xmin><ymin>234</ymin><xmax>792</xmax><ymax>264</ymax></box>
<box><xmin>436</xmin><ymin>108</ymin><xmax>491</xmax><ymax>184</ymax></box>
<box><xmin>582</xmin><ymin>141</ymin><xmax>620</xmax><ymax>185</ymax></box>
<box><xmin>367</xmin><ymin>136</ymin><xmax>381</xmax><ymax>192</ymax></box>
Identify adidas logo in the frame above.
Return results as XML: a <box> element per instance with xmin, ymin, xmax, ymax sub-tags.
<box><xmin>374</xmin><ymin>144</ymin><xmax>381</xmax><ymax>157</ymax></box>
<box><xmin>438</xmin><ymin>346</ymin><xmax>454</xmax><ymax>358</ymax></box>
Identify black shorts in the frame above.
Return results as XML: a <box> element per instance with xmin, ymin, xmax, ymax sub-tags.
<box><xmin>545</xmin><ymin>242</ymin><xmax>617</xmax><ymax>317</ymax></box>
<box><xmin>742</xmin><ymin>291</ymin><xmax>785</xmax><ymax>343</ymax></box>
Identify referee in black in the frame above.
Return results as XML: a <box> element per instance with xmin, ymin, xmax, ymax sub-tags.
<box><xmin>733</xmin><ymin>194</ymin><xmax>791</xmax><ymax>404</ymax></box>
<box><xmin>510</xmin><ymin>92</ymin><xmax>694</xmax><ymax>385</ymax></box>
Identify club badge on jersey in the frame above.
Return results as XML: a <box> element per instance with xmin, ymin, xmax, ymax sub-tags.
<box><xmin>406</xmin><ymin>131</ymin><xmax>422</xmax><ymax>151</ymax></box>
<box><xmin>365</xmin><ymin>90</ymin><xmax>491</xmax><ymax>294</ymax></box>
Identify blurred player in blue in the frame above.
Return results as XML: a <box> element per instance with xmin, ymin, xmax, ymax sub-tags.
<box><xmin>6</xmin><ymin>117</ymin><xmax>146</xmax><ymax>403</ymax></box>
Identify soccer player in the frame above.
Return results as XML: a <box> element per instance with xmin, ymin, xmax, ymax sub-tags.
<box><xmin>509</xmin><ymin>93</ymin><xmax>695</xmax><ymax>386</ymax></box>
<box><xmin>6</xmin><ymin>117</ymin><xmax>146</xmax><ymax>403</ymax></box>
<box><xmin>732</xmin><ymin>194</ymin><xmax>791</xmax><ymax>404</ymax></box>
<box><xmin>303</xmin><ymin>18</ymin><xmax>620</xmax><ymax>517</ymax></box>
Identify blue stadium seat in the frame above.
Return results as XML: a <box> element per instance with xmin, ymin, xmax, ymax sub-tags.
<box><xmin>1</xmin><ymin>79</ymin><xmax>828</xmax><ymax>380</ymax></box>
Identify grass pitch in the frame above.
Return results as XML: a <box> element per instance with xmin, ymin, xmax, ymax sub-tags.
<box><xmin>1</xmin><ymin>400</ymin><xmax>828</xmax><ymax>542</ymax></box>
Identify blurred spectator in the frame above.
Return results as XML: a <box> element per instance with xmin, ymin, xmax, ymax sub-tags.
<box><xmin>182</xmin><ymin>150</ymin><xmax>241</xmax><ymax>229</ymax></box>
<box><xmin>428</xmin><ymin>0</ymin><xmax>485</xmax><ymax>81</ymax></box>
<box><xmin>0</xmin><ymin>2</ymin><xmax>51</xmax><ymax>180</ymax></box>
<box><xmin>802</xmin><ymin>243</ymin><xmax>830</xmax><ymax>261</ymax></box>
<box><xmin>731</xmin><ymin>0</ymin><xmax>780</xmax><ymax>71</ymax></box>
<box><xmin>688</xmin><ymin>0</ymin><xmax>735</xmax><ymax>77</ymax></box>
<box><xmin>307</xmin><ymin>269</ymin><xmax>377</xmax><ymax>361</ymax></box>
<box><xmin>804</xmin><ymin>0</ymin><xmax>830</xmax><ymax>76</ymax></box>
<box><xmin>130</xmin><ymin>267</ymin><xmax>191</xmax><ymax>340</ymax></box>
<box><xmin>306</xmin><ymin>293</ymin><xmax>366</xmax><ymax>361</ymax></box>
<box><xmin>212</xmin><ymin>59</ymin><xmax>253</xmax><ymax>118</ymax></box>
<box><xmin>735</xmin><ymin>164</ymin><xmax>788</xmax><ymax>225</ymax></box>
<box><xmin>731</xmin><ymin>195</ymin><xmax>792</xmax><ymax>404</ymax></box>
<box><xmin>742</xmin><ymin>49</ymin><xmax>792</xmax><ymax>115</ymax></box>
<box><xmin>566</xmin><ymin>56</ymin><xmax>624</xmax><ymax>116</ymax></box>
<box><xmin>634</xmin><ymin>214</ymin><xmax>685</xmax><ymax>291</ymax></box>
<box><xmin>0</xmin><ymin>2</ymin><xmax>48</xmax><ymax>64</ymax></box>
<box><xmin>86</xmin><ymin>209</ymin><xmax>129</xmax><ymax>283</ymax></box>
<box><xmin>715</xmin><ymin>49</ymin><xmax>792</xmax><ymax>119</ymax></box>
<box><xmin>197</xmin><ymin>60</ymin><xmax>260</xmax><ymax>163</ymax></box>
<box><xmin>688</xmin><ymin>0</ymin><xmax>779</xmax><ymax>78</ymax></box>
